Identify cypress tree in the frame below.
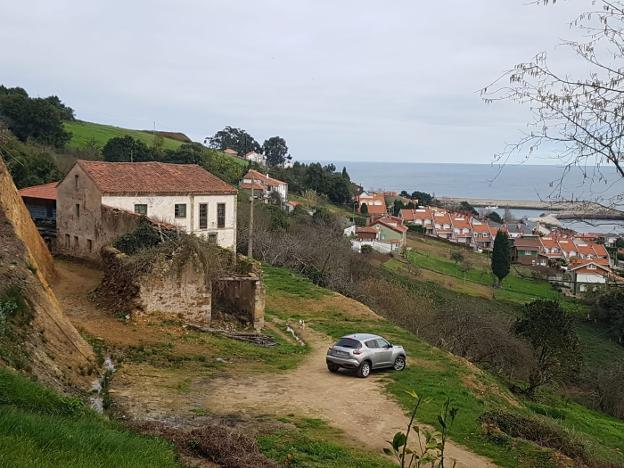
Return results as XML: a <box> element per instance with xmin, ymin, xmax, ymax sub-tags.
<box><xmin>491</xmin><ymin>230</ymin><xmax>511</xmax><ymax>287</ymax></box>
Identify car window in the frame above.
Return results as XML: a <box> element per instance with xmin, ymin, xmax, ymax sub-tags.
<box><xmin>377</xmin><ymin>338</ymin><xmax>390</xmax><ymax>348</ymax></box>
<box><xmin>365</xmin><ymin>339</ymin><xmax>378</xmax><ymax>349</ymax></box>
<box><xmin>336</xmin><ymin>338</ymin><xmax>361</xmax><ymax>349</ymax></box>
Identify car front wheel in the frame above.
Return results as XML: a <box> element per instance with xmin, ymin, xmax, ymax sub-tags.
<box><xmin>393</xmin><ymin>356</ymin><xmax>406</xmax><ymax>371</ymax></box>
<box><xmin>356</xmin><ymin>361</ymin><xmax>371</xmax><ymax>378</ymax></box>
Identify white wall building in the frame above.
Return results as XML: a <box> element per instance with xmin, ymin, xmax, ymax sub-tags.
<box><xmin>57</xmin><ymin>160</ymin><xmax>238</xmax><ymax>260</ymax></box>
<box><xmin>243</xmin><ymin>151</ymin><xmax>266</xmax><ymax>165</ymax></box>
<box><xmin>240</xmin><ymin>169</ymin><xmax>288</xmax><ymax>202</ymax></box>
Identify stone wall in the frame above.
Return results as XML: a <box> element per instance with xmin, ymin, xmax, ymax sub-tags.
<box><xmin>213</xmin><ymin>277</ymin><xmax>265</xmax><ymax>330</ymax></box>
<box><xmin>141</xmin><ymin>260</ymin><xmax>212</xmax><ymax>323</ymax></box>
<box><xmin>99</xmin><ymin>246</ymin><xmax>212</xmax><ymax>324</ymax></box>
<box><xmin>98</xmin><ymin>246</ymin><xmax>265</xmax><ymax>329</ymax></box>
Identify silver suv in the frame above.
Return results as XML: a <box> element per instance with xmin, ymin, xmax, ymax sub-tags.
<box><xmin>326</xmin><ymin>333</ymin><xmax>406</xmax><ymax>378</ymax></box>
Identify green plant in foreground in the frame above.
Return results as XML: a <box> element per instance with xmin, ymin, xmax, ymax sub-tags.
<box><xmin>385</xmin><ymin>391</ymin><xmax>458</xmax><ymax>467</ymax></box>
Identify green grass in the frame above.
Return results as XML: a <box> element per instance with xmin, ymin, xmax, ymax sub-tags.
<box><xmin>262</xmin><ymin>264</ymin><xmax>330</xmax><ymax>299</ymax></box>
<box><xmin>64</xmin><ymin>120</ymin><xmax>249</xmax><ymax>168</ymax></box>
<box><xmin>258</xmin><ymin>417</ymin><xmax>395</xmax><ymax>467</ymax></box>
<box><xmin>404</xmin><ymin>250</ymin><xmax>559</xmax><ymax>304</ymax></box>
<box><xmin>263</xmin><ymin>265</ymin><xmax>624</xmax><ymax>467</ymax></box>
<box><xmin>0</xmin><ymin>368</ymin><xmax>180</xmax><ymax>467</ymax></box>
<box><xmin>64</xmin><ymin>120</ymin><xmax>185</xmax><ymax>151</ymax></box>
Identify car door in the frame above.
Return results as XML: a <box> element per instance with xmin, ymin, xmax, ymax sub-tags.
<box><xmin>375</xmin><ymin>338</ymin><xmax>394</xmax><ymax>367</ymax></box>
<box><xmin>364</xmin><ymin>339</ymin><xmax>382</xmax><ymax>368</ymax></box>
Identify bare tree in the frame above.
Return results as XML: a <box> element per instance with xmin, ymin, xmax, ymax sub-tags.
<box><xmin>482</xmin><ymin>1</ymin><xmax>624</xmax><ymax>209</ymax></box>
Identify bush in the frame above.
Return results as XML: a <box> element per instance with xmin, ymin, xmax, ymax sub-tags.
<box><xmin>479</xmin><ymin>410</ymin><xmax>591</xmax><ymax>464</ymax></box>
<box><xmin>361</xmin><ymin>245</ymin><xmax>373</xmax><ymax>254</ymax></box>
<box><xmin>590</xmin><ymin>288</ymin><xmax>624</xmax><ymax>345</ymax></box>
<box><xmin>113</xmin><ymin>217</ymin><xmax>165</xmax><ymax>255</ymax></box>
<box><xmin>407</xmin><ymin>224</ymin><xmax>426</xmax><ymax>234</ymax></box>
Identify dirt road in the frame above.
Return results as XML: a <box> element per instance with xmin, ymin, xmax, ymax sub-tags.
<box><xmin>53</xmin><ymin>259</ymin><xmax>494</xmax><ymax>467</ymax></box>
<box><xmin>198</xmin><ymin>327</ymin><xmax>495</xmax><ymax>468</ymax></box>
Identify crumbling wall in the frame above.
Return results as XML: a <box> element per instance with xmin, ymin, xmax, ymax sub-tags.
<box><xmin>98</xmin><ymin>246</ymin><xmax>212</xmax><ymax>323</ymax></box>
<box><xmin>141</xmin><ymin>260</ymin><xmax>211</xmax><ymax>323</ymax></box>
<box><xmin>0</xmin><ymin>156</ymin><xmax>96</xmax><ymax>393</ymax></box>
<box><xmin>213</xmin><ymin>278</ymin><xmax>265</xmax><ymax>330</ymax></box>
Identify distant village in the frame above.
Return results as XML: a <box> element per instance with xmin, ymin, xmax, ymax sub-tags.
<box><xmin>347</xmin><ymin>191</ymin><xmax>624</xmax><ymax>294</ymax></box>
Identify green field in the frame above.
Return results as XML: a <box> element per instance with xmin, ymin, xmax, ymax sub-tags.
<box><xmin>264</xmin><ymin>266</ymin><xmax>624</xmax><ymax>468</ymax></box>
<box><xmin>0</xmin><ymin>368</ymin><xmax>179</xmax><ymax>467</ymax></box>
<box><xmin>64</xmin><ymin>120</ymin><xmax>185</xmax><ymax>151</ymax></box>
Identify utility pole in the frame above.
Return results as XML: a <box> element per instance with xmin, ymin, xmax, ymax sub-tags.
<box><xmin>248</xmin><ymin>174</ymin><xmax>254</xmax><ymax>259</ymax></box>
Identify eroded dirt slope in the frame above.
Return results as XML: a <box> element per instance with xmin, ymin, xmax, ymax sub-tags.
<box><xmin>0</xmin><ymin>156</ymin><xmax>95</xmax><ymax>392</ymax></box>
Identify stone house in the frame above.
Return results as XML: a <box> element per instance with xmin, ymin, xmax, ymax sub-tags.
<box><xmin>56</xmin><ymin>160</ymin><xmax>238</xmax><ymax>261</ymax></box>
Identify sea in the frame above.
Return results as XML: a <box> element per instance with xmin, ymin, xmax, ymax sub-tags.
<box><xmin>328</xmin><ymin>161</ymin><xmax>624</xmax><ymax>235</ymax></box>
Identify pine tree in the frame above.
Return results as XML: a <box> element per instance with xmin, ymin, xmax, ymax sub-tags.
<box><xmin>491</xmin><ymin>230</ymin><xmax>511</xmax><ymax>287</ymax></box>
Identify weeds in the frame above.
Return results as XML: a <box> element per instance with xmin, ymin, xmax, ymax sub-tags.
<box><xmin>385</xmin><ymin>391</ymin><xmax>458</xmax><ymax>468</ymax></box>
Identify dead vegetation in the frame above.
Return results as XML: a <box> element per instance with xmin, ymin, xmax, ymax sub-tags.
<box><xmin>132</xmin><ymin>421</ymin><xmax>277</xmax><ymax>468</ymax></box>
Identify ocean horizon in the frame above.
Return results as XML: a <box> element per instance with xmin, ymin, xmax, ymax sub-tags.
<box><xmin>317</xmin><ymin>161</ymin><xmax>624</xmax><ymax>204</ymax></box>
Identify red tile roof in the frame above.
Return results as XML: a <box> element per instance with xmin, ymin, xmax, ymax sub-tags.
<box><xmin>240</xmin><ymin>182</ymin><xmax>265</xmax><ymax>191</ymax></box>
<box><xmin>514</xmin><ymin>238</ymin><xmax>542</xmax><ymax>249</ymax></box>
<box><xmin>357</xmin><ymin>226</ymin><xmax>378</xmax><ymax>234</ymax></box>
<box><xmin>244</xmin><ymin>169</ymin><xmax>285</xmax><ymax>187</ymax></box>
<box><xmin>18</xmin><ymin>182</ymin><xmax>58</xmax><ymax>201</ymax></box>
<box><xmin>75</xmin><ymin>160</ymin><xmax>237</xmax><ymax>195</ymax></box>
<box><xmin>400</xmin><ymin>208</ymin><xmax>431</xmax><ymax>221</ymax></box>
<box><xmin>374</xmin><ymin>217</ymin><xmax>408</xmax><ymax>233</ymax></box>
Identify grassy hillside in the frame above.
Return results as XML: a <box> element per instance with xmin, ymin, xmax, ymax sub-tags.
<box><xmin>64</xmin><ymin>120</ymin><xmax>185</xmax><ymax>151</ymax></box>
<box><xmin>0</xmin><ymin>368</ymin><xmax>179</xmax><ymax>467</ymax></box>
<box><xmin>263</xmin><ymin>266</ymin><xmax>624</xmax><ymax>467</ymax></box>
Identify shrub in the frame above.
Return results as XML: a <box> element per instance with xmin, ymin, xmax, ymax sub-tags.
<box><xmin>590</xmin><ymin>288</ymin><xmax>624</xmax><ymax>345</ymax></box>
<box><xmin>361</xmin><ymin>245</ymin><xmax>373</xmax><ymax>254</ymax></box>
<box><xmin>479</xmin><ymin>410</ymin><xmax>591</xmax><ymax>464</ymax></box>
<box><xmin>113</xmin><ymin>217</ymin><xmax>165</xmax><ymax>255</ymax></box>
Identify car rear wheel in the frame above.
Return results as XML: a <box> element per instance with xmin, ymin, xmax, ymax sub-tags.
<box><xmin>357</xmin><ymin>361</ymin><xmax>371</xmax><ymax>378</ymax></box>
<box><xmin>327</xmin><ymin>362</ymin><xmax>339</xmax><ymax>373</ymax></box>
<box><xmin>393</xmin><ymin>356</ymin><xmax>406</xmax><ymax>371</ymax></box>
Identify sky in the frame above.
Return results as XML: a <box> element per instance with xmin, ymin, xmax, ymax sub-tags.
<box><xmin>0</xmin><ymin>0</ymin><xmax>591</xmax><ymax>164</ymax></box>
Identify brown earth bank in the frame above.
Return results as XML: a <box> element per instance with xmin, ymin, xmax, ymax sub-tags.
<box><xmin>0</xmin><ymin>157</ymin><xmax>95</xmax><ymax>393</ymax></box>
<box><xmin>52</xmin><ymin>258</ymin><xmax>495</xmax><ymax>468</ymax></box>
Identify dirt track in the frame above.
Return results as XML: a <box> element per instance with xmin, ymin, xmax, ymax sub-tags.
<box><xmin>198</xmin><ymin>327</ymin><xmax>495</xmax><ymax>468</ymax></box>
<box><xmin>53</xmin><ymin>259</ymin><xmax>495</xmax><ymax>468</ymax></box>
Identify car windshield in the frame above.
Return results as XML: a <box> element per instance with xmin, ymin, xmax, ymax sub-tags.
<box><xmin>335</xmin><ymin>338</ymin><xmax>361</xmax><ymax>349</ymax></box>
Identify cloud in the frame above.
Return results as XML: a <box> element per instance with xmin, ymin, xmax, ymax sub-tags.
<box><xmin>0</xmin><ymin>0</ymin><xmax>591</xmax><ymax>163</ymax></box>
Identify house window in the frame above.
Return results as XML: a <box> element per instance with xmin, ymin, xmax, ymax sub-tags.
<box><xmin>74</xmin><ymin>236</ymin><xmax>79</xmax><ymax>249</ymax></box>
<box><xmin>87</xmin><ymin>239</ymin><xmax>93</xmax><ymax>252</ymax></box>
<box><xmin>199</xmin><ymin>204</ymin><xmax>208</xmax><ymax>229</ymax></box>
<box><xmin>65</xmin><ymin>234</ymin><xmax>70</xmax><ymax>248</ymax></box>
<box><xmin>75</xmin><ymin>203</ymin><xmax>80</xmax><ymax>218</ymax></box>
<box><xmin>588</xmin><ymin>264</ymin><xmax>596</xmax><ymax>270</ymax></box>
<box><xmin>208</xmin><ymin>233</ymin><xmax>217</xmax><ymax>243</ymax></box>
<box><xmin>74</xmin><ymin>174</ymin><xmax>79</xmax><ymax>189</ymax></box>
<box><xmin>175</xmin><ymin>204</ymin><xmax>187</xmax><ymax>218</ymax></box>
<box><xmin>134</xmin><ymin>204</ymin><xmax>148</xmax><ymax>216</ymax></box>
<box><xmin>217</xmin><ymin>203</ymin><xmax>226</xmax><ymax>228</ymax></box>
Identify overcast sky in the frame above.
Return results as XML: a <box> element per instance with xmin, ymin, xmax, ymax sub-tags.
<box><xmin>0</xmin><ymin>0</ymin><xmax>590</xmax><ymax>164</ymax></box>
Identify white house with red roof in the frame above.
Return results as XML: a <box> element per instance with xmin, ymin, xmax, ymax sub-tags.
<box><xmin>400</xmin><ymin>207</ymin><xmax>434</xmax><ymax>233</ymax></box>
<box><xmin>569</xmin><ymin>259</ymin><xmax>614</xmax><ymax>293</ymax></box>
<box><xmin>450</xmin><ymin>214</ymin><xmax>472</xmax><ymax>244</ymax></box>
<box><xmin>432</xmin><ymin>210</ymin><xmax>453</xmax><ymax>239</ymax></box>
<box><xmin>240</xmin><ymin>169</ymin><xmax>288</xmax><ymax>201</ymax></box>
<box><xmin>57</xmin><ymin>160</ymin><xmax>238</xmax><ymax>260</ymax></box>
<box><xmin>355</xmin><ymin>192</ymin><xmax>387</xmax><ymax>217</ymax></box>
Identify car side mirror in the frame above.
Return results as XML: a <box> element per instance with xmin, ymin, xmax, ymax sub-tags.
<box><xmin>385</xmin><ymin>343</ymin><xmax>392</xmax><ymax>349</ymax></box>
